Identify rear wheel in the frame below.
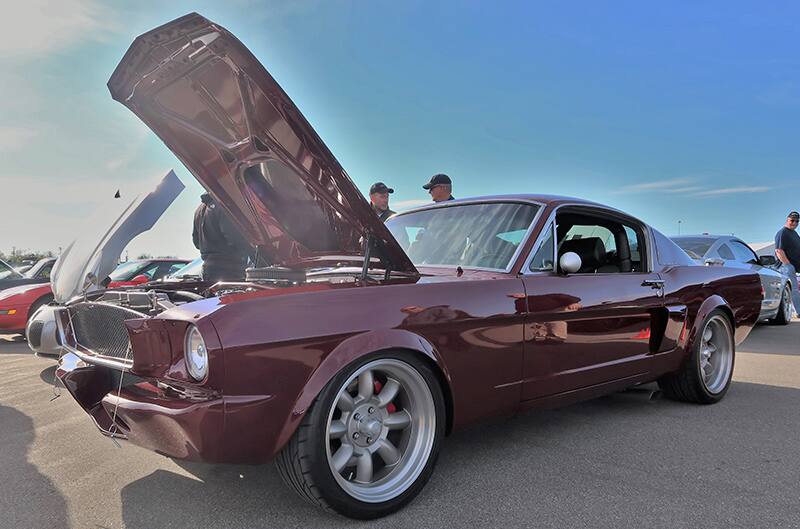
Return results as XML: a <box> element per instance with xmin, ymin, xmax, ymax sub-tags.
<box><xmin>658</xmin><ymin>309</ymin><xmax>735</xmax><ymax>404</ymax></box>
<box><xmin>769</xmin><ymin>285</ymin><xmax>793</xmax><ymax>325</ymax></box>
<box><xmin>275</xmin><ymin>352</ymin><xmax>445</xmax><ymax>519</ymax></box>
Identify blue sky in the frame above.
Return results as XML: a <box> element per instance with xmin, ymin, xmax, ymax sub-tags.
<box><xmin>1</xmin><ymin>0</ymin><xmax>798</xmax><ymax>259</ymax></box>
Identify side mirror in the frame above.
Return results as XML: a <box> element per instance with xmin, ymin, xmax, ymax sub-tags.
<box><xmin>131</xmin><ymin>274</ymin><xmax>150</xmax><ymax>284</ymax></box>
<box><xmin>758</xmin><ymin>255</ymin><xmax>777</xmax><ymax>267</ymax></box>
<box><xmin>559</xmin><ymin>252</ymin><xmax>582</xmax><ymax>274</ymax></box>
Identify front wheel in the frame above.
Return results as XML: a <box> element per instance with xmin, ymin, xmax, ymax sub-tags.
<box><xmin>275</xmin><ymin>352</ymin><xmax>445</xmax><ymax>519</ymax></box>
<box><xmin>658</xmin><ymin>309</ymin><xmax>735</xmax><ymax>404</ymax></box>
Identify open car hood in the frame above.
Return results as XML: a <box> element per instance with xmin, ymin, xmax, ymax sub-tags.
<box><xmin>107</xmin><ymin>13</ymin><xmax>416</xmax><ymax>275</ymax></box>
<box><xmin>51</xmin><ymin>170</ymin><xmax>184</xmax><ymax>303</ymax></box>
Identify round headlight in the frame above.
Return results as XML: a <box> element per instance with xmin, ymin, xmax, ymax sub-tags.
<box><xmin>184</xmin><ymin>325</ymin><xmax>208</xmax><ymax>381</ymax></box>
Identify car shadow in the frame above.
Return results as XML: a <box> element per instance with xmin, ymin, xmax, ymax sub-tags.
<box><xmin>0</xmin><ymin>405</ymin><xmax>69</xmax><ymax>529</ymax></box>
<box><xmin>119</xmin><ymin>381</ymin><xmax>800</xmax><ymax>528</ymax></box>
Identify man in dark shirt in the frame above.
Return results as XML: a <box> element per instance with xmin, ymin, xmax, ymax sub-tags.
<box><xmin>192</xmin><ymin>193</ymin><xmax>252</xmax><ymax>283</ymax></box>
<box><xmin>775</xmin><ymin>210</ymin><xmax>800</xmax><ymax>314</ymax></box>
<box><xmin>369</xmin><ymin>182</ymin><xmax>395</xmax><ymax>222</ymax></box>
<box><xmin>423</xmin><ymin>173</ymin><xmax>455</xmax><ymax>202</ymax></box>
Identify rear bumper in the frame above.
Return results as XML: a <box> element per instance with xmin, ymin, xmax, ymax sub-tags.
<box><xmin>57</xmin><ymin>352</ymin><xmax>276</xmax><ymax>463</ymax></box>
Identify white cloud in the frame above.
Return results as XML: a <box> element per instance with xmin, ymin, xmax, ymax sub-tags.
<box><xmin>693</xmin><ymin>186</ymin><xmax>771</xmax><ymax>197</ymax></box>
<box><xmin>0</xmin><ymin>127</ymin><xmax>37</xmax><ymax>152</ymax></box>
<box><xmin>614</xmin><ymin>178</ymin><xmax>770</xmax><ymax>199</ymax></box>
<box><xmin>393</xmin><ymin>199</ymin><xmax>430</xmax><ymax>210</ymax></box>
<box><xmin>614</xmin><ymin>178</ymin><xmax>695</xmax><ymax>194</ymax></box>
<box><xmin>0</xmin><ymin>0</ymin><xmax>114</xmax><ymax>59</ymax></box>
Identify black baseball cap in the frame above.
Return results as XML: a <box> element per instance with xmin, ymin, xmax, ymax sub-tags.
<box><xmin>369</xmin><ymin>182</ymin><xmax>394</xmax><ymax>194</ymax></box>
<box><xmin>788</xmin><ymin>211</ymin><xmax>799</xmax><ymax>220</ymax></box>
<box><xmin>423</xmin><ymin>173</ymin><xmax>452</xmax><ymax>190</ymax></box>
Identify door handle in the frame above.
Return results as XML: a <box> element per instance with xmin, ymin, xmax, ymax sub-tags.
<box><xmin>641</xmin><ymin>279</ymin><xmax>665</xmax><ymax>289</ymax></box>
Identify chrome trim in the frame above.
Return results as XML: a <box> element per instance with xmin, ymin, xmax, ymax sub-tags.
<box><xmin>61</xmin><ymin>342</ymin><xmax>133</xmax><ymax>371</ymax></box>
<box><xmin>521</xmin><ymin>202</ymin><xmax>655</xmax><ymax>275</ymax></box>
<box><xmin>387</xmin><ymin>198</ymin><xmax>547</xmax><ymax>274</ymax></box>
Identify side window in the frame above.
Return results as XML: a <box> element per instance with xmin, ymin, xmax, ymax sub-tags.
<box><xmin>730</xmin><ymin>241</ymin><xmax>757</xmax><ymax>263</ymax></box>
<box><xmin>529</xmin><ymin>222</ymin><xmax>555</xmax><ymax>272</ymax></box>
<box><xmin>167</xmin><ymin>263</ymin><xmax>185</xmax><ymax>275</ymax></box>
<box><xmin>623</xmin><ymin>226</ymin><xmax>642</xmax><ymax>271</ymax></box>
<box><xmin>717</xmin><ymin>244</ymin><xmax>735</xmax><ymax>260</ymax></box>
<box><xmin>555</xmin><ymin>210</ymin><xmax>647</xmax><ymax>274</ymax></box>
<box><xmin>37</xmin><ymin>262</ymin><xmax>54</xmax><ymax>279</ymax></box>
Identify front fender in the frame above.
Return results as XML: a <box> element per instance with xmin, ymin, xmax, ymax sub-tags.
<box><xmin>268</xmin><ymin>328</ymin><xmax>452</xmax><ymax>460</ymax></box>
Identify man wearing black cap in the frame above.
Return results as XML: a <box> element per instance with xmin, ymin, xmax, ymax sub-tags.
<box><xmin>423</xmin><ymin>173</ymin><xmax>454</xmax><ymax>203</ymax></box>
<box><xmin>775</xmin><ymin>211</ymin><xmax>800</xmax><ymax>314</ymax></box>
<box><xmin>369</xmin><ymin>182</ymin><xmax>395</xmax><ymax>222</ymax></box>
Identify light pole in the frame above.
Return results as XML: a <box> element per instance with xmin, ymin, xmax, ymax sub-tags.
<box><xmin>677</xmin><ymin>220</ymin><xmax>682</xmax><ymax>235</ymax></box>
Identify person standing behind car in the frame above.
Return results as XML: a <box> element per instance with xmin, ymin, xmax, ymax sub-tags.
<box><xmin>774</xmin><ymin>210</ymin><xmax>800</xmax><ymax>314</ymax></box>
<box><xmin>193</xmin><ymin>193</ymin><xmax>252</xmax><ymax>283</ymax></box>
<box><xmin>369</xmin><ymin>182</ymin><xmax>395</xmax><ymax>222</ymax></box>
<box><xmin>423</xmin><ymin>173</ymin><xmax>455</xmax><ymax>202</ymax></box>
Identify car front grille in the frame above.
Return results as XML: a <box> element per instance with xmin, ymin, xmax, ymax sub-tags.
<box><xmin>66</xmin><ymin>302</ymin><xmax>144</xmax><ymax>367</ymax></box>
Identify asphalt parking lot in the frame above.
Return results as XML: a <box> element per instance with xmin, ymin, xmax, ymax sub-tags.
<box><xmin>2</xmin><ymin>324</ymin><xmax>799</xmax><ymax>529</ymax></box>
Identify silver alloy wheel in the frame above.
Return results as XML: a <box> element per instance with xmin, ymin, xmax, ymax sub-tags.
<box><xmin>783</xmin><ymin>286</ymin><xmax>793</xmax><ymax>321</ymax></box>
<box><xmin>324</xmin><ymin>358</ymin><xmax>436</xmax><ymax>503</ymax></box>
<box><xmin>699</xmin><ymin>315</ymin><xmax>734</xmax><ymax>394</ymax></box>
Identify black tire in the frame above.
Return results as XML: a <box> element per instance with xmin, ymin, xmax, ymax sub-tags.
<box><xmin>658</xmin><ymin>309</ymin><xmax>735</xmax><ymax>404</ymax></box>
<box><xmin>27</xmin><ymin>295</ymin><xmax>52</xmax><ymax>323</ymax></box>
<box><xmin>769</xmin><ymin>285</ymin><xmax>793</xmax><ymax>326</ymax></box>
<box><xmin>275</xmin><ymin>350</ymin><xmax>446</xmax><ymax>519</ymax></box>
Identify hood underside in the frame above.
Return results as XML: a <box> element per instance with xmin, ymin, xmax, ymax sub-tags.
<box><xmin>107</xmin><ymin>12</ymin><xmax>416</xmax><ymax>275</ymax></box>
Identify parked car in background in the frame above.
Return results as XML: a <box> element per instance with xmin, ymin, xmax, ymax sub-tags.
<box><xmin>52</xmin><ymin>14</ymin><xmax>763</xmax><ymax>519</ymax></box>
<box><xmin>0</xmin><ymin>257</ymin><xmax>56</xmax><ymax>291</ymax></box>
<box><xmin>0</xmin><ymin>283</ymin><xmax>54</xmax><ymax>335</ymax></box>
<box><xmin>105</xmin><ymin>258</ymin><xmax>189</xmax><ymax>288</ymax></box>
<box><xmin>671</xmin><ymin>235</ymin><xmax>793</xmax><ymax>324</ymax></box>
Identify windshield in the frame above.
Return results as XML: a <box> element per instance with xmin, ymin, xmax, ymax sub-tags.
<box><xmin>386</xmin><ymin>202</ymin><xmax>540</xmax><ymax>270</ymax></box>
<box><xmin>169</xmin><ymin>258</ymin><xmax>202</xmax><ymax>278</ymax></box>
<box><xmin>0</xmin><ymin>259</ymin><xmax>23</xmax><ymax>280</ymax></box>
<box><xmin>23</xmin><ymin>258</ymin><xmax>54</xmax><ymax>279</ymax></box>
<box><xmin>671</xmin><ymin>237</ymin><xmax>716</xmax><ymax>260</ymax></box>
<box><xmin>109</xmin><ymin>261</ymin><xmax>145</xmax><ymax>281</ymax></box>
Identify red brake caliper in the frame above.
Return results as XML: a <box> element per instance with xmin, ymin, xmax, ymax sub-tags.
<box><xmin>374</xmin><ymin>380</ymin><xmax>397</xmax><ymax>413</ymax></box>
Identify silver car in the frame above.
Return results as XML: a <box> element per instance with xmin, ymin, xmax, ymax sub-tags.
<box><xmin>671</xmin><ymin>235</ymin><xmax>793</xmax><ymax>324</ymax></box>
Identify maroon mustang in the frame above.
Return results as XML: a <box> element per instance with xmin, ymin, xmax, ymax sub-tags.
<box><xmin>55</xmin><ymin>13</ymin><xmax>762</xmax><ymax>519</ymax></box>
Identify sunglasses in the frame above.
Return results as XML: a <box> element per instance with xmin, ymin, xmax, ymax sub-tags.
<box><xmin>790</xmin><ymin>218</ymin><xmax>799</xmax><ymax>223</ymax></box>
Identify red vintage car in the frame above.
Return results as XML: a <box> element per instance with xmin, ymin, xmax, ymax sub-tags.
<box><xmin>0</xmin><ymin>283</ymin><xmax>53</xmax><ymax>335</ymax></box>
<box><xmin>54</xmin><ymin>14</ymin><xmax>761</xmax><ymax>519</ymax></box>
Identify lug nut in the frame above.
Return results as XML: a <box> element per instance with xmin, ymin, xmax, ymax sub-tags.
<box><xmin>353</xmin><ymin>413</ymin><xmax>361</xmax><ymax>421</ymax></box>
<box><xmin>366</xmin><ymin>437</ymin><xmax>372</xmax><ymax>443</ymax></box>
<box><xmin>353</xmin><ymin>432</ymin><xmax>360</xmax><ymax>440</ymax></box>
<box><xmin>368</xmin><ymin>407</ymin><xmax>375</xmax><ymax>414</ymax></box>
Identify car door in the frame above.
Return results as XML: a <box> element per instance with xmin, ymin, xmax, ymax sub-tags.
<box><xmin>728</xmin><ymin>239</ymin><xmax>782</xmax><ymax>314</ymax></box>
<box><xmin>519</xmin><ymin>208</ymin><xmax>664</xmax><ymax>401</ymax></box>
